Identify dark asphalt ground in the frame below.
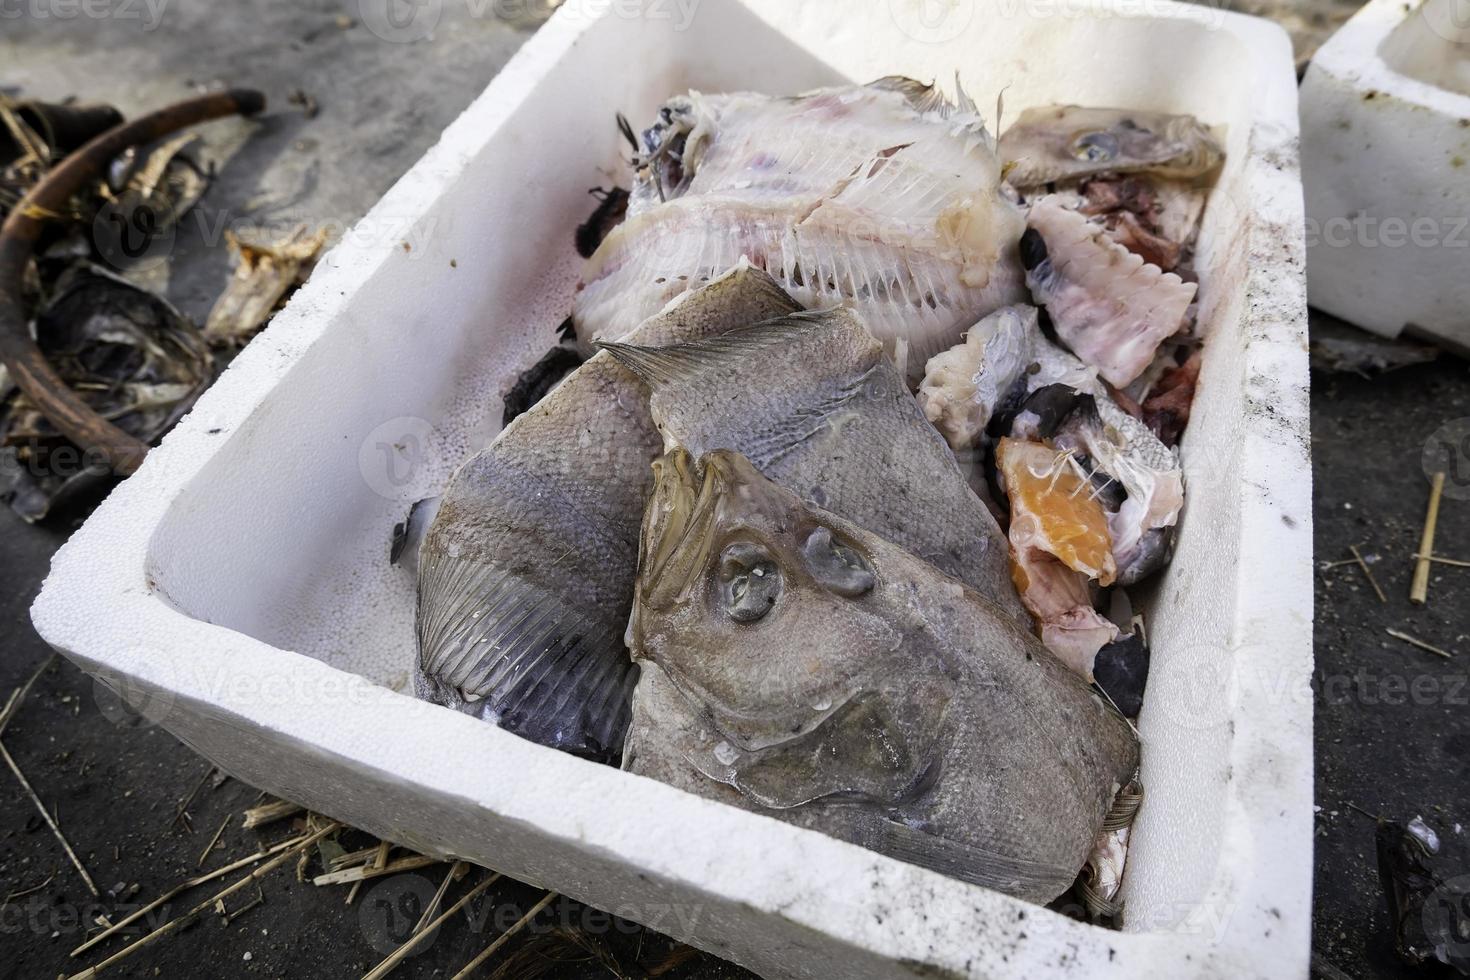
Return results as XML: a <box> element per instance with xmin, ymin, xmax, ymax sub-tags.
<box><xmin>1307</xmin><ymin>336</ymin><xmax>1470</xmax><ymax>980</ymax></box>
<box><xmin>3</xmin><ymin>2</ymin><xmax>1469</xmax><ymax>978</ymax></box>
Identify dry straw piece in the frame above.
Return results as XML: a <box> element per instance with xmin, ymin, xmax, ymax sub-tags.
<box><xmin>1385</xmin><ymin>627</ymin><xmax>1454</xmax><ymax>660</ymax></box>
<box><xmin>1410</xmin><ymin>472</ymin><xmax>1446</xmax><ymax>605</ymax></box>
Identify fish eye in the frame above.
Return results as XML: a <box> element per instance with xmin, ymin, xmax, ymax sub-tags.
<box><xmin>718</xmin><ymin>541</ymin><xmax>783</xmax><ymax>623</ymax></box>
<box><xmin>1071</xmin><ymin>131</ymin><xmax>1119</xmax><ymax>163</ymax></box>
<box><xmin>802</xmin><ymin>527</ymin><xmax>875</xmax><ymax>597</ymax></box>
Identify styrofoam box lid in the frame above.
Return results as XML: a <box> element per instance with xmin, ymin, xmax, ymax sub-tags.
<box><xmin>33</xmin><ymin>2</ymin><xmax>1313</xmax><ymax>977</ymax></box>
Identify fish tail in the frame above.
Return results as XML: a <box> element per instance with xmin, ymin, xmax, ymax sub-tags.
<box><xmin>868</xmin><ymin>818</ymin><xmax>1078</xmax><ymax>903</ymax></box>
<box><xmin>1102</xmin><ymin>778</ymin><xmax>1145</xmax><ymax>832</ymax></box>
<box><xmin>417</xmin><ymin>549</ymin><xmax>635</xmax><ymax>760</ymax></box>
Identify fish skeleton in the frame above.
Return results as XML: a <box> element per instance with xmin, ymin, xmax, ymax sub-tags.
<box><xmin>623</xmin><ymin>448</ymin><xmax>1141</xmax><ymax>902</ymax></box>
<box><xmin>574</xmin><ymin>78</ymin><xmax>1027</xmax><ymax>385</ymax></box>
<box><xmin>599</xmin><ymin>307</ymin><xmax>1029</xmax><ymax>626</ymax></box>
<box><xmin>416</xmin><ymin>263</ymin><xmax>799</xmax><ymax>760</ymax></box>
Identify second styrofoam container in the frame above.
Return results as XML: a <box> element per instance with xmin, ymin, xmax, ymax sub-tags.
<box><xmin>1301</xmin><ymin>0</ymin><xmax>1470</xmax><ymax>352</ymax></box>
<box><xmin>33</xmin><ymin>1</ymin><xmax>1313</xmax><ymax>977</ymax></box>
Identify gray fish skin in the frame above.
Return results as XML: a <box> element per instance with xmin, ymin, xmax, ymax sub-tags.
<box><xmin>416</xmin><ymin>264</ymin><xmax>800</xmax><ymax>760</ymax></box>
<box><xmin>623</xmin><ymin>449</ymin><xmax>1140</xmax><ymax>903</ymax></box>
<box><xmin>599</xmin><ymin>307</ymin><xmax>1029</xmax><ymax>627</ymax></box>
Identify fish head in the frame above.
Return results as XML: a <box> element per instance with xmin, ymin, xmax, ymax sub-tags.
<box><xmin>632</xmin><ymin>448</ymin><xmax>901</xmax><ymax>748</ymax></box>
<box><xmin>1001</xmin><ymin>105</ymin><xmax>1223</xmax><ymax>187</ymax></box>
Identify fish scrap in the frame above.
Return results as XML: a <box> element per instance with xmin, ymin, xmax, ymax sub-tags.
<box><xmin>416</xmin><ymin>264</ymin><xmax>800</xmax><ymax>760</ymax></box>
<box><xmin>1021</xmin><ymin>196</ymin><xmax>1197</xmax><ymax>388</ymax></box>
<box><xmin>574</xmin><ymin>78</ymin><xmax>1027</xmax><ymax>384</ymax></box>
<box><xmin>996</xmin><ymin>437</ymin><xmax>1121</xmax><ymax>676</ymax></box>
<box><xmin>600</xmin><ymin>305</ymin><xmax>1029</xmax><ymax>625</ymax></box>
<box><xmin>918</xmin><ymin>304</ymin><xmax>1181</xmax><ymax>677</ymax></box>
<box><xmin>408</xmin><ymin>95</ymin><xmax>1238</xmax><ymax>915</ymax></box>
<box><xmin>999</xmin><ymin>105</ymin><xmax>1223</xmax><ymax>189</ymax></box>
<box><xmin>202</xmin><ymin>224</ymin><xmax>330</xmax><ymax>348</ymax></box>
<box><xmin>623</xmin><ymin>448</ymin><xmax>1140</xmax><ymax>903</ymax></box>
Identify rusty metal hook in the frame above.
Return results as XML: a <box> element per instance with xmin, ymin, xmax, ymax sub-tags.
<box><xmin>0</xmin><ymin>89</ymin><xmax>266</xmax><ymax>476</ymax></box>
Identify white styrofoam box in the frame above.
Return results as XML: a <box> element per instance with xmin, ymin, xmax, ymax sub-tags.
<box><xmin>1301</xmin><ymin>0</ymin><xmax>1470</xmax><ymax>351</ymax></box>
<box><xmin>32</xmin><ymin>2</ymin><xmax>1312</xmax><ymax>977</ymax></box>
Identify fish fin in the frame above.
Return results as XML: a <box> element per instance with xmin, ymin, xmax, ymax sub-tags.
<box><xmin>417</xmin><ymin>550</ymin><xmax>635</xmax><ymax>759</ymax></box>
<box><xmin>597</xmin><ymin>309</ymin><xmax>845</xmax><ymax>388</ymax></box>
<box><xmin>696</xmin><ymin>259</ymin><xmax>804</xmax><ymax>318</ymax></box>
<box><xmin>868</xmin><ymin>75</ymin><xmax>950</xmax><ymax>115</ymax></box>
<box><xmin>868</xmin><ymin>74</ymin><xmax>993</xmax><ymax>142</ymax></box>
<box><xmin>956</xmin><ymin>71</ymin><xmax>980</xmax><ymax>117</ymax></box>
<box><xmin>870</xmin><ymin>819</ymin><xmax>1079</xmax><ymax>902</ymax></box>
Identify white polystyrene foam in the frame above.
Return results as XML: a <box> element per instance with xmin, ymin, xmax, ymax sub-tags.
<box><xmin>32</xmin><ymin>2</ymin><xmax>1312</xmax><ymax>977</ymax></box>
<box><xmin>1301</xmin><ymin>0</ymin><xmax>1470</xmax><ymax>350</ymax></box>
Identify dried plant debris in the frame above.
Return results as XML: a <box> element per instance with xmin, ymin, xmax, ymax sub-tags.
<box><xmin>109</xmin><ymin>132</ymin><xmax>212</xmax><ymax>235</ymax></box>
<box><xmin>1375</xmin><ymin>814</ymin><xmax>1470</xmax><ymax>974</ymax></box>
<box><xmin>1</xmin><ymin>94</ymin><xmax>122</xmax><ymax>216</ymax></box>
<box><xmin>203</xmin><ymin>224</ymin><xmax>329</xmax><ymax>347</ymax></box>
<box><xmin>60</xmin><ymin>796</ymin><xmax>729</xmax><ymax>979</ymax></box>
<box><xmin>0</xmin><ymin>97</ymin><xmax>122</xmax><ymax>163</ymax></box>
<box><xmin>286</xmin><ymin>89</ymin><xmax>319</xmax><ymax>119</ymax></box>
<box><xmin>1</xmin><ymin>264</ymin><xmax>212</xmax><ymax>521</ymax></box>
<box><xmin>487</xmin><ymin>927</ymin><xmax>630</xmax><ymax>980</ymax></box>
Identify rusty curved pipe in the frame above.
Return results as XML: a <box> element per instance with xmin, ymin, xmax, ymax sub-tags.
<box><xmin>0</xmin><ymin>89</ymin><xmax>266</xmax><ymax>476</ymax></box>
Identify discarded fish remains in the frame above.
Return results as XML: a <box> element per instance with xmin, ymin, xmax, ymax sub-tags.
<box><xmin>599</xmin><ymin>306</ymin><xmax>1028</xmax><ymax>626</ymax></box>
<box><xmin>573</xmin><ymin>78</ymin><xmax>1027</xmax><ymax>384</ymax></box>
<box><xmin>412</xmin><ymin>81</ymin><xmax>1232</xmax><ymax>911</ymax></box>
<box><xmin>999</xmin><ymin>105</ymin><xmax>1222</xmax><ymax>188</ymax></box>
<box><xmin>622</xmin><ymin>448</ymin><xmax>1140</xmax><ymax>903</ymax></box>
<box><xmin>416</xmin><ymin>264</ymin><xmax>799</xmax><ymax>760</ymax></box>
